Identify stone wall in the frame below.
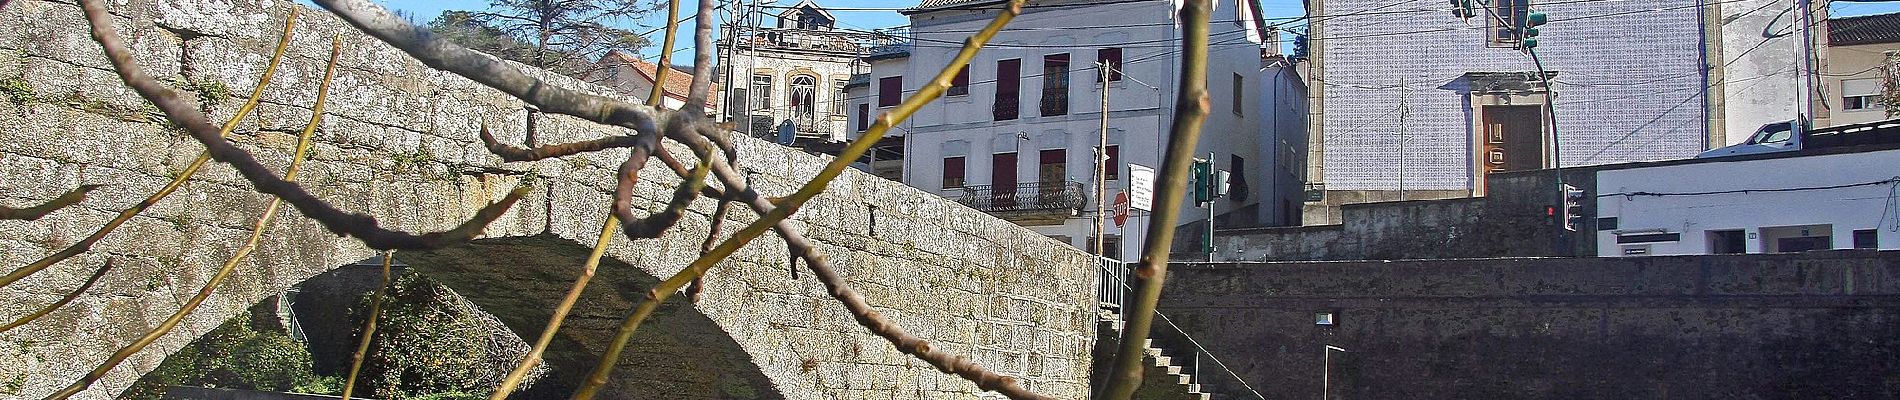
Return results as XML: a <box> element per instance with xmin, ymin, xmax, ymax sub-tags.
<box><xmin>1218</xmin><ymin>168</ymin><xmax>1598</xmax><ymax>261</ymax></box>
<box><xmin>1160</xmin><ymin>250</ymin><xmax>1900</xmax><ymax>400</ymax></box>
<box><xmin>0</xmin><ymin>1</ymin><xmax>1096</xmax><ymax>398</ymax></box>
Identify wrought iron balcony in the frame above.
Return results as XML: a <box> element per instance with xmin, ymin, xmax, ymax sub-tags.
<box><xmin>948</xmin><ymin>181</ymin><xmax>1087</xmax><ymax>215</ymax></box>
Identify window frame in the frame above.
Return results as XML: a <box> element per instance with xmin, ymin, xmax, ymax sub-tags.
<box><xmin>942</xmin><ymin>156</ymin><xmax>966</xmax><ymax>189</ymax></box>
<box><xmin>1096</xmin><ymin>48</ymin><xmax>1123</xmax><ymax>82</ymax></box>
<box><xmin>1041</xmin><ymin>53</ymin><xmax>1071</xmax><ymax>117</ymax></box>
<box><xmin>948</xmin><ymin>65</ymin><xmax>971</xmax><ymax>97</ymax></box>
<box><xmin>750</xmin><ymin>73</ymin><xmax>774</xmax><ymax>114</ymax></box>
<box><xmin>878</xmin><ymin>76</ymin><xmax>903</xmax><ymax>108</ymax></box>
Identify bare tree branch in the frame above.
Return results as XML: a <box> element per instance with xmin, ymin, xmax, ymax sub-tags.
<box><xmin>1101</xmin><ymin>0</ymin><xmax>1213</xmax><ymax>398</ymax></box>
<box><xmin>0</xmin><ymin>185</ymin><xmax>103</xmax><ymax>221</ymax></box>
<box><xmin>478</xmin><ymin>122</ymin><xmax>641</xmax><ymax>162</ymax></box>
<box><xmin>0</xmin><ymin>7</ymin><xmax>300</xmax><ymax>291</ymax></box>
<box><xmin>340</xmin><ymin>250</ymin><xmax>394</xmax><ymax>400</ymax></box>
<box><xmin>46</xmin><ymin>28</ymin><xmax>347</xmax><ymax>399</ymax></box>
<box><xmin>0</xmin><ymin>259</ymin><xmax>112</xmax><ymax>335</ymax></box>
<box><xmin>314</xmin><ymin>0</ymin><xmax>665</xmax><ymax>135</ymax></box>
<box><xmin>86</xmin><ymin>0</ymin><xmax>530</xmax><ymax>251</ymax></box>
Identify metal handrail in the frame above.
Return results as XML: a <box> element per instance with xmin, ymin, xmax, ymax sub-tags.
<box><xmin>1099</xmin><ymin>260</ymin><xmax>1267</xmax><ymax>400</ymax></box>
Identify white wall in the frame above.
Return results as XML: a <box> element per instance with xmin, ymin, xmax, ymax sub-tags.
<box><xmin>896</xmin><ymin>0</ymin><xmax>1275</xmax><ymax>255</ymax></box>
<box><xmin>1596</xmin><ymin>149</ymin><xmax>1900</xmax><ymax>256</ymax></box>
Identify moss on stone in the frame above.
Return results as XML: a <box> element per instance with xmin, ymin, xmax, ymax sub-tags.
<box><xmin>1</xmin><ymin>77</ymin><xmax>35</xmax><ymax>105</ymax></box>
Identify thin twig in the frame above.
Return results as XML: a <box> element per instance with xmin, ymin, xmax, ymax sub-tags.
<box><xmin>490</xmin><ymin>1</ymin><xmax>690</xmax><ymax>393</ymax></box>
<box><xmin>45</xmin><ymin>28</ymin><xmax>345</xmax><ymax>399</ymax></box>
<box><xmin>0</xmin><ymin>259</ymin><xmax>113</xmax><ymax>334</ymax></box>
<box><xmin>1101</xmin><ymin>0</ymin><xmax>1213</xmax><ymax>398</ymax></box>
<box><xmin>85</xmin><ymin>0</ymin><xmax>530</xmax><ymax>251</ymax></box>
<box><xmin>0</xmin><ymin>185</ymin><xmax>103</xmax><ymax>221</ymax></box>
<box><xmin>646</xmin><ymin>0</ymin><xmax>679</xmax><ymax>108</ymax></box>
<box><xmin>340</xmin><ymin>250</ymin><xmax>393</xmax><ymax>400</ymax></box>
<box><xmin>478</xmin><ymin>122</ymin><xmax>640</xmax><ymax>162</ymax></box>
<box><xmin>312</xmin><ymin>0</ymin><xmax>664</xmax><ymax>135</ymax></box>
<box><xmin>0</xmin><ymin>6</ymin><xmax>300</xmax><ymax>291</ymax></box>
<box><xmin>572</xmin><ymin>1</ymin><xmax>1048</xmax><ymax>398</ymax></box>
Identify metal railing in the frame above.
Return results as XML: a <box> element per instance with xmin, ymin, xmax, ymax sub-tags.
<box><xmin>949</xmin><ymin>181</ymin><xmax>1086</xmax><ymax>213</ymax></box>
<box><xmin>993</xmin><ymin>95</ymin><xmax>1020</xmax><ymax>120</ymax></box>
<box><xmin>1098</xmin><ymin>259</ymin><xmax>1268</xmax><ymax>400</ymax></box>
<box><xmin>1097</xmin><ymin>256</ymin><xmax>1127</xmax><ymax>312</ymax></box>
<box><xmin>1040</xmin><ymin>90</ymin><xmax>1068</xmax><ymax>116</ymax></box>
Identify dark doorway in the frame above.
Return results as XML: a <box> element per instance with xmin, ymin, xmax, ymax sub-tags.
<box><xmin>1708</xmin><ymin>230</ymin><xmax>1746</xmax><ymax>254</ymax></box>
<box><xmin>993</xmin><ymin>152</ymin><xmax>1018</xmax><ymax>208</ymax></box>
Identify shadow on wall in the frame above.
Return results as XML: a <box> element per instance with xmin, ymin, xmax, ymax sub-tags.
<box><xmin>137</xmin><ymin>235</ymin><xmax>783</xmax><ymax>400</ymax></box>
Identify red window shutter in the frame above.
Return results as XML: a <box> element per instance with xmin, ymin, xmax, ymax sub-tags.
<box><xmin>878</xmin><ymin>76</ymin><xmax>902</xmax><ymax>107</ymax></box>
<box><xmin>857</xmin><ymin>103</ymin><xmax>869</xmax><ymax>131</ymax></box>
<box><xmin>942</xmin><ymin>156</ymin><xmax>965</xmax><ymax>188</ymax></box>
<box><xmin>1106</xmin><ymin>145</ymin><xmax>1120</xmax><ymax>180</ymax></box>
<box><xmin>995</xmin><ymin>59</ymin><xmax>1021</xmax><ymax>121</ymax></box>
<box><xmin>949</xmin><ymin>66</ymin><xmax>970</xmax><ymax>96</ymax></box>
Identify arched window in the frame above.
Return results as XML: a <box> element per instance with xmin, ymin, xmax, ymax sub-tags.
<box><xmin>790</xmin><ymin>75</ymin><xmax>817</xmax><ymax>127</ymax></box>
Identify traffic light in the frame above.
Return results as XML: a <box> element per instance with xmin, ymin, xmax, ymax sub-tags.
<box><xmin>1192</xmin><ymin>158</ymin><xmax>1213</xmax><ymax>204</ymax></box>
<box><xmin>1521</xmin><ymin>11</ymin><xmax>1548</xmax><ymax>50</ymax></box>
<box><xmin>1560</xmin><ymin>183</ymin><xmax>1584</xmax><ymax>231</ymax></box>
<box><xmin>1450</xmin><ymin>0</ymin><xmax>1475</xmax><ymax>20</ymax></box>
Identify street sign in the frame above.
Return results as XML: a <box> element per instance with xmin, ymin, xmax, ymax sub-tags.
<box><xmin>1128</xmin><ymin>164</ymin><xmax>1155</xmax><ymax>211</ymax></box>
<box><xmin>1113</xmin><ymin>192</ymin><xmax>1129</xmax><ymax>227</ymax></box>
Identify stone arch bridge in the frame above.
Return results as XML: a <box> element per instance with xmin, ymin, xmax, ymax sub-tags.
<box><xmin>0</xmin><ymin>1</ymin><xmax>1096</xmax><ymax>398</ymax></box>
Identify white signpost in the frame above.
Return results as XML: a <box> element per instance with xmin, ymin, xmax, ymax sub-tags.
<box><xmin>1128</xmin><ymin>164</ymin><xmax>1155</xmax><ymax>211</ymax></box>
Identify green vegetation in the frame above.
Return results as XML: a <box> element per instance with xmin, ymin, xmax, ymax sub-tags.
<box><xmin>353</xmin><ymin>275</ymin><xmax>525</xmax><ymax>400</ymax></box>
<box><xmin>122</xmin><ymin>276</ymin><xmax>526</xmax><ymax>400</ymax></box>
<box><xmin>122</xmin><ymin>307</ymin><xmax>339</xmax><ymax>399</ymax></box>
<box><xmin>183</xmin><ymin>79</ymin><xmax>231</xmax><ymax>107</ymax></box>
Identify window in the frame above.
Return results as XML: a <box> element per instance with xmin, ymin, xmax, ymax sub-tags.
<box><xmin>1487</xmin><ymin>0</ymin><xmax>1530</xmax><ymax>48</ymax></box>
<box><xmin>1854</xmin><ymin>229</ymin><xmax>1879</xmax><ymax>249</ymax></box>
<box><xmin>943</xmin><ymin>156</ymin><xmax>966</xmax><ymax>188</ymax></box>
<box><xmin>1039</xmin><ymin>149</ymin><xmax>1066</xmax><ymax>185</ymax></box>
<box><xmin>831</xmin><ymin>79</ymin><xmax>848</xmax><ymax>115</ymax></box>
<box><xmin>948</xmin><ymin>65</ymin><xmax>970</xmax><ymax>96</ymax></box>
<box><xmin>749</xmin><ymin>73</ymin><xmax>773</xmax><ymax>114</ymax></box>
<box><xmin>995</xmin><ymin>58</ymin><xmax>1021</xmax><ymax>121</ymax></box>
<box><xmin>1041</xmin><ymin>53</ymin><xmax>1070</xmax><ymax>116</ymax></box>
<box><xmin>1843</xmin><ymin>78</ymin><xmax>1883</xmax><ymax>111</ymax></box>
<box><xmin>1105</xmin><ymin>145</ymin><xmax>1120</xmax><ymax>180</ymax></box>
<box><xmin>878</xmin><ymin>76</ymin><xmax>902</xmax><ymax>107</ymax></box>
<box><xmin>790</xmin><ymin>75</ymin><xmax>816</xmax><ymax>125</ymax></box>
<box><xmin>1232</xmin><ymin>73</ymin><xmax>1244</xmax><ymax>116</ymax></box>
<box><xmin>856</xmin><ymin>103</ymin><xmax>869</xmax><ymax>132</ymax></box>
<box><xmin>1229</xmin><ymin>154</ymin><xmax>1248</xmax><ymax>201</ymax></box>
<box><xmin>1096</xmin><ymin>48</ymin><xmax>1122</xmax><ymax>82</ymax></box>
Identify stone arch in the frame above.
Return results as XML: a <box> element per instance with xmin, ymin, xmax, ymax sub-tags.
<box><xmin>0</xmin><ymin>1</ymin><xmax>1097</xmax><ymax>398</ymax></box>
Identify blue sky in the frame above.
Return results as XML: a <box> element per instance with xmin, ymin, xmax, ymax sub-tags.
<box><xmin>304</xmin><ymin>0</ymin><xmax>1900</xmax><ymax>59</ymax></box>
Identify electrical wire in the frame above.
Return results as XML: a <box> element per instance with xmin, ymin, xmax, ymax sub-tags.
<box><xmin>1598</xmin><ymin>176</ymin><xmax>1900</xmax><ymax>198</ymax></box>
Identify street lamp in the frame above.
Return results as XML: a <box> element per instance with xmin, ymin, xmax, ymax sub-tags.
<box><xmin>1323</xmin><ymin>344</ymin><xmax>1347</xmax><ymax>400</ymax></box>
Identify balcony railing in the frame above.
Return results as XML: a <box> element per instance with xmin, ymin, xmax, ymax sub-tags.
<box><xmin>994</xmin><ymin>95</ymin><xmax>1019</xmax><ymax>121</ymax></box>
<box><xmin>949</xmin><ymin>181</ymin><xmax>1086</xmax><ymax>213</ymax></box>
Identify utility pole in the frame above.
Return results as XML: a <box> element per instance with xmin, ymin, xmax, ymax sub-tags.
<box><xmin>1796</xmin><ymin>0</ymin><xmax>1818</xmax><ymax>132</ymax></box>
<box><xmin>1094</xmin><ymin>61</ymin><xmax>1111</xmax><ymax>259</ymax></box>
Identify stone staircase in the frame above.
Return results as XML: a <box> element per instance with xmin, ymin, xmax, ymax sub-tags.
<box><xmin>1092</xmin><ymin>314</ymin><xmax>1218</xmax><ymax>400</ymax></box>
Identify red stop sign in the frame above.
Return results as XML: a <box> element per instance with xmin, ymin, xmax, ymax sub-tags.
<box><xmin>1113</xmin><ymin>192</ymin><xmax>1130</xmax><ymax>227</ymax></box>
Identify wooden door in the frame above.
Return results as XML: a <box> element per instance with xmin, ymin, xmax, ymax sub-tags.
<box><xmin>1481</xmin><ymin>105</ymin><xmax>1545</xmax><ymax>175</ymax></box>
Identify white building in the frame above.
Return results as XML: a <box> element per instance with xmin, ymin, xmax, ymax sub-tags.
<box><xmin>718</xmin><ymin>0</ymin><xmax>903</xmax><ymax>145</ymax></box>
<box><xmin>593</xmin><ymin>51</ymin><xmax>719</xmax><ymax>112</ymax></box>
<box><xmin>850</xmin><ymin>0</ymin><xmax>1296</xmax><ymax>259</ymax></box>
<box><xmin>1596</xmin><ymin>148</ymin><xmax>1899</xmax><ymax>257</ymax></box>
